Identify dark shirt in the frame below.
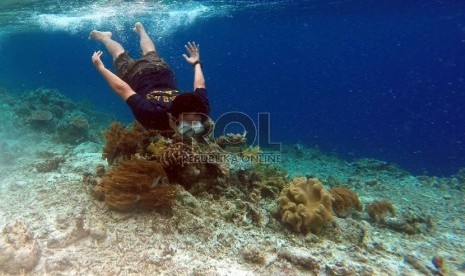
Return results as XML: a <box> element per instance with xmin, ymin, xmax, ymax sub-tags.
<box><xmin>126</xmin><ymin>88</ymin><xmax>209</xmax><ymax>130</ymax></box>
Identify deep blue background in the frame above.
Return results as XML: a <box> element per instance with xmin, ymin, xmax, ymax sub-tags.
<box><xmin>1</xmin><ymin>1</ymin><xmax>464</xmax><ymax>176</ymax></box>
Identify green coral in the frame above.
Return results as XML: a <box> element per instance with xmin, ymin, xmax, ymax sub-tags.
<box><xmin>147</xmin><ymin>138</ymin><xmax>172</xmax><ymax>156</ymax></box>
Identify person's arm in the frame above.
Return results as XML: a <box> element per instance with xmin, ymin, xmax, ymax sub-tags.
<box><xmin>182</xmin><ymin>42</ymin><xmax>205</xmax><ymax>89</ymax></box>
<box><xmin>92</xmin><ymin>51</ymin><xmax>136</xmax><ymax>101</ymax></box>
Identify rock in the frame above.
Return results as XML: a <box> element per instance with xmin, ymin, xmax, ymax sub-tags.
<box><xmin>404</xmin><ymin>254</ymin><xmax>434</xmax><ymax>276</ymax></box>
<box><xmin>278</xmin><ymin>248</ymin><xmax>320</xmax><ymax>272</ymax></box>
<box><xmin>242</xmin><ymin>245</ymin><xmax>266</xmax><ymax>265</ymax></box>
<box><xmin>325</xmin><ymin>261</ymin><xmax>357</xmax><ymax>275</ymax></box>
<box><xmin>0</xmin><ymin>221</ymin><xmax>41</xmax><ymax>274</ymax></box>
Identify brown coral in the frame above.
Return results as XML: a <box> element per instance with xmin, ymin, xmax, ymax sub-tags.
<box><xmin>93</xmin><ymin>158</ymin><xmax>177</xmax><ymax>211</ymax></box>
<box><xmin>102</xmin><ymin>122</ymin><xmax>162</xmax><ymax>165</ymax></box>
<box><xmin>216</xmin><ymin>133</ymin><xmax>248</xmax><ymax>152</ymax></box>
<box><xmin>147</xmin><ymin>138</ymin><xmax>172</xmax><ymax>156</ymax></box>
<box><xmin>277</xmin><ymin>177</ymin><xmax>334</xmax><ymax>234</ymax></box>
<box><xmin>329</xmin><ymin>187</ymin><xmax>363</xmax><ymax>218</ymax></box>
<box><xmin>365</xmin><ymin>200</ymin><xmax>395</xmax><ymax>223</ymax></box>
<box><xmin>156</xmin><ymin>142</ymin><xmax>195</xmax><ymax>168</ymax></box>
<box><xmin>154</xmin><ymin>142</ymin><xmax>229</xmax><ymax>192</ymax></box>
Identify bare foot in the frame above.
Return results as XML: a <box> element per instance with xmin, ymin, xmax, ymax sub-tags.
<box><xmin>89</xmin><ymin>30</ymin><xmax>112</xmax><ymax>41</ymax></box>
<box><xmin>133</xmin><ymin>22</ymin><xmax>145</xmax><ymax>35</ymax></box>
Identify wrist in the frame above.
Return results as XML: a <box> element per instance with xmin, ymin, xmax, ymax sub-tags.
<box><xmin>192</xmin><ymin>60</ymin><xmax>202</xmax><ymax>68</ymax></box>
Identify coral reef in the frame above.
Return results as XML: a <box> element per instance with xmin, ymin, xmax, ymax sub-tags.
<box><xmin>9</xmin><ymin>87</ymin><xmax>111</xmax><ymax>144</ymax></box>
<box><xmin>93</xmin><ymin>158</ymin><xmax>177</xmax><ymax>211</ymax></box>
<box><xmin>215</xmin><ymin>132</ymin><xmax>248</xmax><ymax>153</ymax></box>
<box><xmin>0</xmin><ymin>221</ymin><xmax>41</xmax><ymax>274</ymax></box>
<box><xmin>55</xmin><ymin>115</ymin><xmax>90</xmax><ymax>144</ymax></box>
<box><xmin>328</xmin><ymin>187</ymin><xmax>363</xmax><ymax>218</ymax></box>
<box><xmin>13</xmin><ymin>88</ymin><xmax>74</xmax><ymax>122</ymax></box>
<box><xmin>235</xmin><ymin>164</ymin><xmax>289</xmax><ymax>199</ymax></box>
<box><xmin>149</xmin><ymin>138</ymin><xmax>229</xmax><ymax>193</ymax></box>
<box><xmin>147</xmin><ymin>137</ymin><xmax>172</xmax><ymax>156</ymax></box>
<box><xmin>102</xmin><ymin>122</ymin><xmax>161</xmax><ymax>165</ymax></box>
<box><xmin>351</xmin><ymin>158</ymin><xmax>409</xmax><ymax>177</ymax></box>
<box><xmin>417</xmin><ymin>169</ymin><xmax>465</xmax><ymax>190</ymax></box>
<box><xmin>156</xmin><ymin>142</ymin><xmax>195</xmax><ymax>168</ymax></box>
<box><xmin>99</xmin><ymin>121</ymin><xmax>230</xmax><ymax>195</ymax></box>
<box><xmin>293</xmin><ymin>143</ymin><xmax>306</xmax><ymax>158</ymax></box>
<box><xmin>241</xmin><ymin>245</ymin><xmax>267</xmax><ymax>265</ymax></box>
<box><xmin>321</xmin><ymin>217</ymin><xmax>370</xmax><ymax>245</ymax></box>
<box><xmin>453</xmin><ymin>168</ymin><xmax>465</xmax><ymax>190</ymax></box>
<box><xmin>228</xmin><ymin>155</ymin><xmax>254</xmax><ymax>172</ymax></box>
<box><xmin>35</xmin><ymin>156</ymin><xmax>66</xmax><ymax>173</ymax></box>
<box><xmin>277</xmin><ymin>248</ymin><xmax>320</xmax><ymax>273</ymax></box>
<box><xmin>240</xmin><ymin>146</ymin><xmax>261</xmax><ymax>160</ymax></box>
<box><xmin>383</xmin><ymin>213</ymin><xmax>433</xmax><ymax>235</ymax></box>
<box><xmin>27</xmin><ymin>110</ymin><xmax>54</xmax><ymax>130</ymax></box>
<box><xmin>365</xmin><ymin>200</ymin><xmax>396</xmax><ymax>223</ymax></box>
<box><xmin>404</xmin><ymin>254</ymin><xmax>433</xmax><ymax>275</ymax></box>
<box><xmin>47</xmin><ymin>216</ymin><xmax>91</xmax><ymax>249</ymax></box>
<box><xmin>277</xmin><ymin>177</ymin><xmax>334</xmax><ymax>234</ymax></box>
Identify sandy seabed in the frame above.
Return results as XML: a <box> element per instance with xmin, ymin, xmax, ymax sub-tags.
<box><xmin>0</xmin><ymin>127</ymin><xmax>464</xmax><ymax>275</ymax></box>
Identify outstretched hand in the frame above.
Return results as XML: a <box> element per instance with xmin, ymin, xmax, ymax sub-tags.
<box><xmin>92</xmin><ymin>51</ymin><xmax>105</xmax><ymax>69</ymax></box>
<box><xmin>182</xmin><ymin>42</ymin><xmax>200</xmax><ymax>66</ymax></box>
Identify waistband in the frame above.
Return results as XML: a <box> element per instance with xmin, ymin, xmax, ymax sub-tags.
<box><xmin>147</xmin><ymin>89</ymin><xmax>179</xmax><ymax>96</ymax></box>
<box><xmin>146</xmin><ymin>90</ymin><xmax>180</xmax><ymax>105</ymax></box>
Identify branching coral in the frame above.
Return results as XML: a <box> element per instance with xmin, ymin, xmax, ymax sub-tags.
<box><xmin>365</xmin><ymin>200</ymin><xmax>395</xmax><ymax>223</ymax></box>
<box><xmin>329</xmin><ymin>187</ymin><xmax>363</xmax><ymax>218</ymax></box>
<box><xmin>277</xmin><ymin>177</ymin><xmax>334</xmax><ymax>234</ymax></box>
<box><xmin>93</xmin><ymin>158</ymin><xmax>177</xmax><ymax>211</ymax></box>
<box><xmin>156</xmin><ymin>142</ymin><xmax>195</xmax><ymax>168</ymax></box>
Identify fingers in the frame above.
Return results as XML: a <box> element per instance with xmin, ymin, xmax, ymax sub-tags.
<box><xmin>185</xmin><ymin>42</ymin><xmax>199</xmax><ymax>54</ymax></box>
<box><xmin>92</xmin><ymin>51</ymin><xmax>104</xmax><ymax>69</ymax></box>
<box><xmin>92</xmin><ymin>51</ymin><xmax>103</xmax><ymax>61</ymax></box>
<box><xmin>93</xmin><ymin>50</ymin><xmax>102</xmax><ymax>57</ymax></box>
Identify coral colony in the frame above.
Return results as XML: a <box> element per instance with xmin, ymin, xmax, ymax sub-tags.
<box><xmin>0</xmin><ymin>88</ymin><xmax>463</xmax><ymax>275</ymax></box>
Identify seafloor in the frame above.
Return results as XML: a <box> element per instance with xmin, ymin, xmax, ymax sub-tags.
<box><xmin>0</xmin><ymin>88</ymin><xmax>464</xmax><ymax>275</ymax></box>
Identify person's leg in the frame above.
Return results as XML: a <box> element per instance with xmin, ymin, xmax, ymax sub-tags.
<box><xmin>89</xmin><ymin>30</ymin><xmax>125</xmax><ymax>60</ymax></box>
<box><xmin>133</xmin><ymin>22</ymin><xmax>158</xmax><ymax>57</ymax></box>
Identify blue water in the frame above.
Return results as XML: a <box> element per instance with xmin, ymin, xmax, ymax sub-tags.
<box><xmin>0</xmin><ymin>0</ymin><xmax>464</xmax><ymax>176</ymax></box>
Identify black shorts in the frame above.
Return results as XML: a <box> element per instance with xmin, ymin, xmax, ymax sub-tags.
<box><xmin>114</xmin><ymin>51</ymin><xmax>173</xmax><ymax>84</ymax></box>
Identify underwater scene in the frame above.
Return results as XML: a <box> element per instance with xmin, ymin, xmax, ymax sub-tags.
<box><xmin>0</xmin><ymin>0</ymin><xmax>464</xmax><ymax>275</ymax></box>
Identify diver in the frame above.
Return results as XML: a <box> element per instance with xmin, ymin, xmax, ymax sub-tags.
<box><xmin>90</xmin><ymin>22</ymin><xmax>210</xmax><ymax>138</ymax></box>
